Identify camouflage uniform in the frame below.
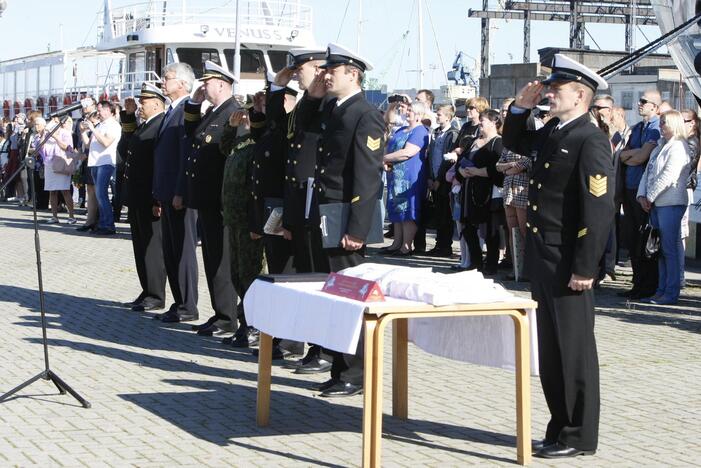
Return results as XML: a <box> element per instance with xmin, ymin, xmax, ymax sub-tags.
<box><xmin>220</xmin><ymin>114</ymin><xmax>267</xmax><ymax>324</ymax></box>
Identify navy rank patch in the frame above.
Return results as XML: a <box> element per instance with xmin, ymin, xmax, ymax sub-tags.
<box><xmin>366</xmin><ymin>136</ymin><xmax>381</xmax><ymax>151</ymax></box>
<box><xmin>589</xmin><ymin>174</ymin><xmax>607</xmax><ymax>197</ymax></box>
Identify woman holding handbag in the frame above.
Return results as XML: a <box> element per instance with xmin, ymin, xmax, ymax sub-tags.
<box><xmin>41</xmin><ymin>117</ymin><xmax>76</xmax><ymax>224</ymax></box>
<box><xmin>637</xmin><ymin>110</ymin><xmax>690</xmax><ymax>305</ymax></box>
<box><xmin>457</xmin><ymin>109</ymin><xmax>505</xmax><ymax>275</ymax></box>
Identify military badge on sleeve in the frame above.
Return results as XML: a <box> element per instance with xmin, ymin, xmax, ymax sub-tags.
<box><xmin>366</xmin><ymin>136</ymin><xmax>381</xmax><ymax>151</ymax></box>
<box><xmin>589</xmin><ymin>174</ymin><xmax>607</xmax><ymax>197</ymax></box>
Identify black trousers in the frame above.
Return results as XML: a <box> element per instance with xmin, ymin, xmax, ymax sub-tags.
<box><xmin>264</xmin><ymin>235</ymin><xmax>293</xmax><ymax>275</ymax></box>
<box><xmin>112</xmin><ymin>162</ymin><xmax>125</xmax><ymax>220</ymax></box>
<box><xmin>463</xmin><ymin>221</ymin><xmax>499</xmax><ymax>269</ymax></box>
<box><xmin>323</xmin><ymin>244</ymin><xmax>365</xmax><ymax>385</ymax></box>
<box><xmin>291</xmin><ymin>224</ymin><xmax>328</xmax><ymax>273</ymax></box>
<box><xmin>160</xmin><ymin>205</ymin><xmax>199</xmax><ymax>315</ymax></box>
<box><xmin>622</xmin><ymin>189</ymin><xmax>658</xmax><ymax>293</ymax></box>
<box><xmin>433</xmin><ymin>186</ymin><xmax>454</xmax><ymax>249</ymax></box>
<box><xmin>530</xmin><ymin>279</ymin><xmax>600</xmax><ymax>451</ymax></box>
<box><xmin>198</xmin><ymin>207</ymin><xmax>236</xmax><ymax>326</ymax></box>
<box><xmin>129</xmin><ymin>203</ymin><xmax>166</xmax><ymax>303</ymax></box>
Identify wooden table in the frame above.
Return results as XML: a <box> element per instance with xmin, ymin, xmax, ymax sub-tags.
<box><xmin>255</xmin><ymin>297</ymin><xmax>537</xmax><ymax>467</ymax></box>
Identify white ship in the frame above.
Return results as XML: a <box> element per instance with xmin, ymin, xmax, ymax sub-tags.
<box><xmin>0</xmin><ymin>0</ymin><xmax>316</xmax><ymax>117</ymax></box>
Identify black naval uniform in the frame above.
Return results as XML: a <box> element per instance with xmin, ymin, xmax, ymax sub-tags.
<box><xmin>183</xmin><ymin>98</ymin><xmax>239</xmax><ymax>329</ymax></box>
<box><xmin>249</xmin><ymin>89</ymin><xmax>293</xmax><ymax>275</ymax></box>
<box><xmin>278</xmin><ymin>91</ymin><xmax>328</xmax><ymax>273</ymax></box>
<box><xmin>503</xmin><ymin>109</ymin><xmax>614</xmax><ymax>451</ymax></box>
<box><xmin>310</xmin><ymin>91</ymin><xmax>386</xmax><ymax>385</ymax></box>
<box><xmin>121</xmin><ymin>110</ymin><xmax>167</xmax><ymax>306</ymax></box>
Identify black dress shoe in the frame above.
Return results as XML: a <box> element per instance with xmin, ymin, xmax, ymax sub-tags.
<box><xmin>123</xmin><ymin>293</ymin><xmax>147</xmax><ymax>308</ymax></box>
<box><xmin>294</xmin><ymin>357</ymin><xmax>332</xmax><ymax>374</ymax></box>
<box><xmin>319</xmin><ymin>381</ymin><xmax>363</xmax><ymax>398</ymax></box>
<box><xmin>392</xmin><ymin>249</ymin><xmax>413</xmax><ymax>257</ymax></box>
<box><xmin>161</xmin><ymin>310</ymin><xmax>198</xmax><ymax>323</ymax></box>
<box><xmin>426</xmin><ymin>247</ymin><xmax>453</xmax><ymax>257</ymax></box>
<box><xmin>196</xmin><ymin>323</ymin><xmax>220</xmax><ymax>336</ymax></box>
<box><xmin>531</xmin><ymin>439</ymin><xmax>556</xmax><ymax>452</ymax></box>
<box><xmin>230</xmin><ymin>334</ymin><xmax>250</xmax><ymax>348</ymax></box>
<box><xmin>76</xmin><ymin>224</ymin><xmax>95</xmax><ymax>232</ymax></box>
<box><xmin>535</xmin><ymin>442</ymin><xmax>595</xmax><ymax>459</ymax></box>
<box><xmin>153</xmin><ymin>304</ymin><xmax>177</xmax><ymax>320</ymax></box>
<box><xmin>191</xmin><ymin>316</ymin><xmax>218</xmax><ymax>332</ymax></box>
<box><xmin>95</xmin><ymin>228</ymin><xmax>117</xmax><ymax>236</ymax></box>
<box><xmin>251</xmin><ymin>344</ymin><xmax>290</xmax><ymax>360</ymax></box>
<box><xmin>132</xmin><ymin>299</ymin><xmax>165</xmax><ymax>312</ymax></box>
<box><xmin>378</xmin><ymin>246</ymin><xmax>400</xmax><ymax>255</ymax></box>
<box><xmin>312</xmin><ymin>378</ymin><xmax>340</xmax><ymax>392</ymax></box>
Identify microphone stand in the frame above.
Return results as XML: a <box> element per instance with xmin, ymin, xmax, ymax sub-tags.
<box><xmin>0</xmin><ymin>115</ymin><xmax>90</xmax><ymax>408</ymax></box>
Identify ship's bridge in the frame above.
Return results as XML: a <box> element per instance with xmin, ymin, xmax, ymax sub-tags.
<box><xmin>96</xmin><ymin>0</ymin><xmax>315</xmax><ymax>51</ymax></box>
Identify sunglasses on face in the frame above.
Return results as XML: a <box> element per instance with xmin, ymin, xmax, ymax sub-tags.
<box><xmin>590</xmin><ymin>105</ymin><xmax>611</xmax><ymax>111</ymax></box>
<box><xmin>467</xmin><ymin>106</ymin><xmax>476</xmax><ymax>110</ymax></box>
<box><xmin>638</xmin><ymin>98</ymin><xmax>655</xmax><ymax>106</ymax></box>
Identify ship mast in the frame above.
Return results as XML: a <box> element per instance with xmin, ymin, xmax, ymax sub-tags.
<box><xmin>232</xmin><ymin>0</ymin><xmax>241</xmax><ymax>94</ymax></box>
<box><xmin>418</xmin><ymin>0</ymin><xmax>424</xmax><ymax>89</ymax></box>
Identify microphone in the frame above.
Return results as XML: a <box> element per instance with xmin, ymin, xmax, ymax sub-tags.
<box><xmin>49</xmin><ymin>102</ymin><xmax>83</xmax><ymax>118</ymax></box>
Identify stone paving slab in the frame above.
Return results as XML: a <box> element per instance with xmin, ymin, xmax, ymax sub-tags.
<box><xmin>0</xmin><ymin>202</ymin><xmax>700</xmax><ymax>467</ymax></box>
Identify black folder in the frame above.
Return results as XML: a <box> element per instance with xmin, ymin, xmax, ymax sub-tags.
<box><xmin>318</xmin><ymin>199</ymin><xmax>385</xmax><ymax>249</ymax></box>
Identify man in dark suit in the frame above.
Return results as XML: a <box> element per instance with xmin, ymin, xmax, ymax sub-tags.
<box><xmin>269</xmin><ymin>48</ymin><xmax>333</xmax><ymax>369</ymax></box>
<box><xmin>502</xmin><ymin>54</ymin><xmax>614</xmax><ymax>459</ymax></box>
<box><xmin>120</xmin><ymin>84</ymin><xmax>167</xmax><ymax>312</ymax></box>
<box><xmin>153</xmin><ymin>62</ymin><xmax>199</xmax><ymax>323</ymax></box>
<box><xmin>182</xmin><ymin>61</ymin><xmax>238</xmax><ymax>336</ymax></box>
<box><xmin>304</xmin><ymin>43</ymin><xmax>386</xmax><ymax>397</ymax></box>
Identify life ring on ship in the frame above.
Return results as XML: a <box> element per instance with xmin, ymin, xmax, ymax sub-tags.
<box><xmin>63</xmin><ymin>95</ymin><xmax>72</xmax><ymax>105</ymax></box>
<box><xmin>23</xmin><ymin>98</ymin><xmax>33</xmax><ymax>113</ymax></box>
<box><xmin>99</xmin><ymin>91</ymin><xmax>109</xmax><ymax>102</ymax></box>
<box><xmin>13</xmin><ymin>102</ymin><xmax>20</xmax><ymax>115</ymax></box>
<box><xmin>2</xmin><ymin>101</ymin><xmax>9</xmax><ymax>119</ymax></box>
<box><xmin>48</xmin><ymin>96</ymin><xmax>58</xmax><ymax>113</ymax></box>
<box><xmin>36</xmin><ymin>97</ymin><xmax>45</xmax><ymax>114</ymax></box>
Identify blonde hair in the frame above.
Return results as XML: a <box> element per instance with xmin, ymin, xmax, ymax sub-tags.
<box><xmin>661</xmin><ymin>110</ymin><xmax>687</xmax><ymax>140</ymax></box>
<box><xmin>436</xmin><ymin>104</ymin><xmax>455</xmax><ymax>119</ymax></box>
<box><xmin>467</xmin><ymin>96</ymin><xmax>489</xmax><ymax>113</ymax></box>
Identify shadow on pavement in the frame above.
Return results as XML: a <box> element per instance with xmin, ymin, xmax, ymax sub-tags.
<box><xmin>119</xmin><ymin>378</ymin><xmax>518</xmax><ymax>466</ymax></box>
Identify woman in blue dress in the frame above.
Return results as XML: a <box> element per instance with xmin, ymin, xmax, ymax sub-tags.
<box><xmin>382</xmin><ymin>102</ymin><xmax>430</xmax><ymax>255</ymax></box>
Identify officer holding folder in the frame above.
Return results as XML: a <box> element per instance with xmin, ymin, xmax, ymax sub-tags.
<box><xmin>302</xmin><ymin>43</ymin><xmax>386</xmax><ymax>397</ymax></box>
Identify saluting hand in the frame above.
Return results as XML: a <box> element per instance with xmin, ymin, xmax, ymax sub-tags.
<box><xmin>273</xmin><ymin>67</ymin><xmax>295</xmax><ymax>87</ymax></box>
<box><xmin>191</xmin><ymin>85</ymin><xmax>206</xmax><ymax>104</ymax></box>
<box><xmin>229</xmin><ymin>110</ymin><xmax>249</xmax><ymax>128</ymax></box>
<box><xmin>514</xmin><ymin>81</ymin><xmax>544</xmax><ymax>109</ymax></box>
<box><xmin>307</xmin><ymin>72</ymin><xmax>327</xmax><ymax>99</ymax></box>
<box><xmin>568</xmin><ymin>274</ymin><xmax>594</xmax><ymax>291</ymax></box>
<box><xmin>124</xmin><ymin>98</ymin><xmax>137</xmax><ymax>115</ymax></box>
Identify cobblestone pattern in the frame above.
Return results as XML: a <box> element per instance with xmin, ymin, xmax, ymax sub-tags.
<box><xmin>0</xmin><ymin>203</ymin><xmax>699</xmax><ymax>467</ymax></box>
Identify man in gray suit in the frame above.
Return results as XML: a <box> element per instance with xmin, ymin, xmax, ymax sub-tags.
<box><xmin>153</xmin><ymin>62</ymin><xmax>199</xmax><ymax>323</ymax></box>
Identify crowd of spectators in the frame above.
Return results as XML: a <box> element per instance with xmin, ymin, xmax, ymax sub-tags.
<box><xmin>0</xmin><ymin>84</ymin><xmax>699</xmax><ymax>307</ymax></box>
<box><xmin>378</xmin><ymin>87</ymin><xmax>700</xmax><ymax>304</ymax></box>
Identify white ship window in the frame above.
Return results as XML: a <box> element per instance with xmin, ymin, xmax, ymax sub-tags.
<box><xmin>224</xmin><ymin>49</ymin><xmax>265</xmax><ymax>79</ymax></box>
<box><xmin>268</xmin><ymin>51</ymin><xmax>288</xmax><ymax>73</ymax></box>
<box><xmin>176</xmin><ymin>48</ymin><xmax>221</xmax><ymax>78</ymax></box>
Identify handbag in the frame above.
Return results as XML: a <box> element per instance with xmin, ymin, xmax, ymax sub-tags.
<box><xmin>52</xmin><ymin>147</ymin><xmax>79</xmax><ymax>175</ymax></box>
<box><xmin>639</xmin><ymin>223</ymin><xmax>660</xmax><ymax>260</ymax></box>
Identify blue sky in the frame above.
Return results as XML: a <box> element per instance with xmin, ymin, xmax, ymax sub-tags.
<box><xmin>0</xmin><ymin>0</ymin><xmax>662</xmax><ymax>90</ymax></box>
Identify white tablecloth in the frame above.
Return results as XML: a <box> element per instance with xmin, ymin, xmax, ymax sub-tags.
<box><xmin>245</xmin><ymin>279</ymin><xmax>539</xmax><ymax>374</ymax></box>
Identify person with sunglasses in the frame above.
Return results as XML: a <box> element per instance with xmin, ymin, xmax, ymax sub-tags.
<box><xmin>618</xmin><ymin>89</ymin><xmax>662</xmax><ymax>300</ymax></box>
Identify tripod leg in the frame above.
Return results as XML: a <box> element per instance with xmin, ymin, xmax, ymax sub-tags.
<box><xmin>47</xmin><ymin>371</ymin><xmax>91</xmax><ymax>409</ymax></box>
<box><xmin>0</xmin><ymin>371</ymin><xmax>47</xmax><ymax>403</ymax></box>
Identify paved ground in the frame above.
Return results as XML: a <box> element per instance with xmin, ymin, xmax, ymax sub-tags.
<box><xmin>0</xmin><ymin>202</ymin><xmax>700</xmax><ymax>467</ymax></box>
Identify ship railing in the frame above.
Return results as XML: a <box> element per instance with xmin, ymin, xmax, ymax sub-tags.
<box><xmin>94</xmin><ymin>70</ymin><xmax>163</xmax><ymax>100</ymax></box>
<box><xmin>97</xmin><ymin>0</ymin><xmax>312</xmax><ymax>41</ymax></box>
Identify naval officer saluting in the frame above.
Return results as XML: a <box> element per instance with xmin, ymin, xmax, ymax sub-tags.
<box><xmin>182</xmin><ymin>61</ymin><xmax>239</xmax><ymax>336</ymax></box>
<box><xmin>121</xmin><ymin>84</ymin><xmax>167</xmax><ymax>312</ymax></box>
<box><xmin>303</xmin><ymin>43</ymin><xmax>386</xmax><ymax>397</ymax></box>
<box><xmin>502</xmin><ymin>54</ymin><xmax>614</xmax><ymax>458</ymax></box>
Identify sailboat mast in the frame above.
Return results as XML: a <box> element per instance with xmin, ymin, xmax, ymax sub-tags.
<box><xmin>233</xmin><ymin>0</ymin><xmax>241</xmax><ymax>94</ymax></box>
<box><xmin>357</xmin><ymin>0</ymin><xmax>362</xmax><ymax>53</ymax></box>
<box><xmin>418</xmin><ymin>0</ymin><xmax>424</xmax><ymax>89</ymax></box>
